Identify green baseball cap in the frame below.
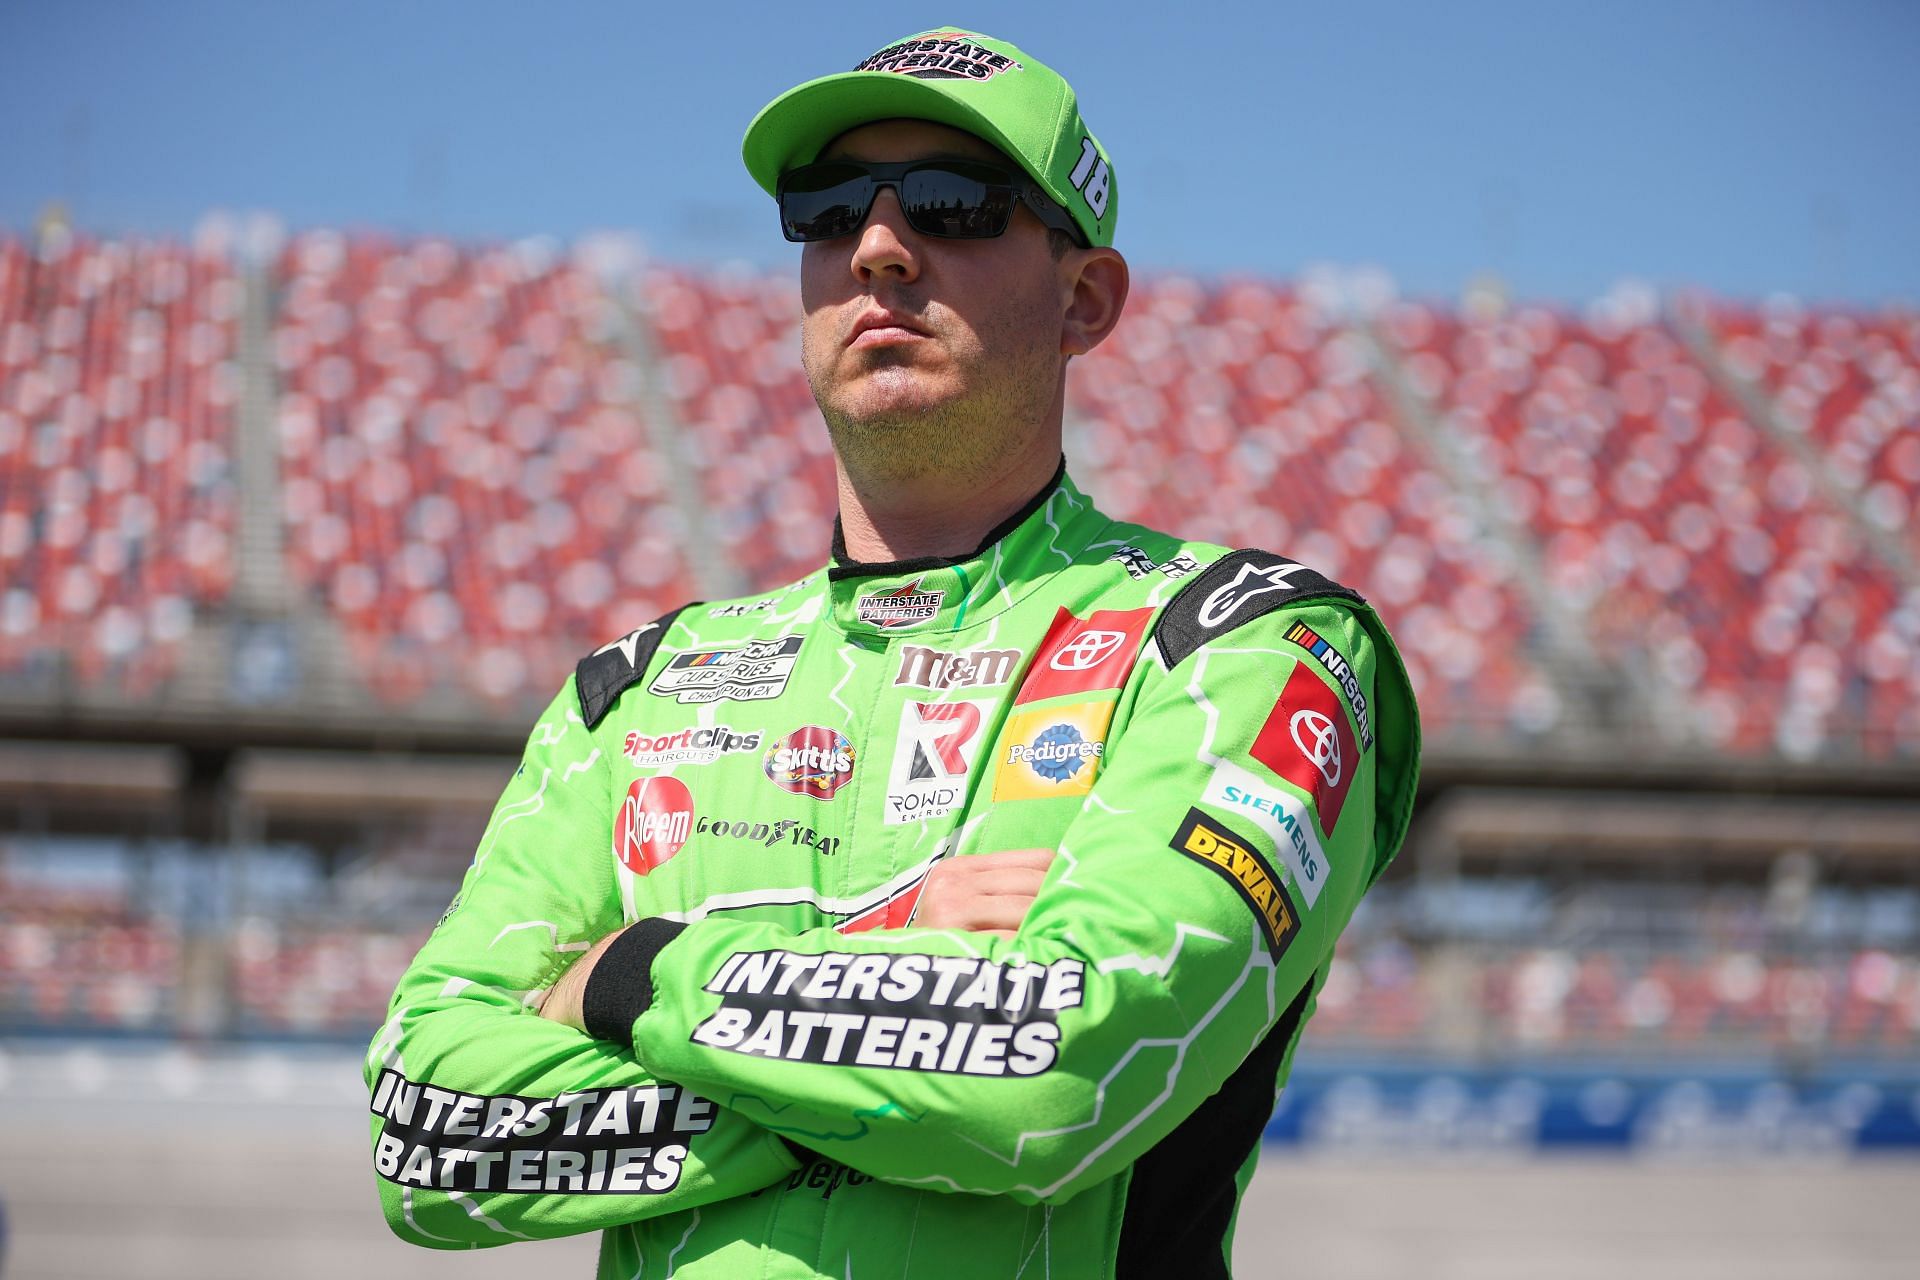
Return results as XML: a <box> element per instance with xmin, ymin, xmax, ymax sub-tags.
<box><xmin>742</xmin><ymin>28</ymin><xmax>1118</xmax><ymax>248</ymax></box>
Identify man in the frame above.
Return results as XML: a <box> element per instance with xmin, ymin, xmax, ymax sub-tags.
<box><xmin>367</xmin><ymin>28</ymin><xmax>1419</xmax><ymax>1279</ymax></box>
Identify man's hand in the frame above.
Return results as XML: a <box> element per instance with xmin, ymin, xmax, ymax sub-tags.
<box><xmin>539</xmin><ymin>847</ymin><xmax>1057</xmax><ymax>1031</ymax></box>
<box><xmin>911</xmin><ymin>847</ymin><xmax>1055</xmax><ymax>937</ymax></box>
<box><xmin>537</xmin><ymin>929</ymin><xmax>623</xmax><ymax>1032</ymax></box>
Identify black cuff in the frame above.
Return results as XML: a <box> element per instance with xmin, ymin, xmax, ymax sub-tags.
<box><xmin>581</xmin><ymin>918</ymin><xmax>688</xmax><ymax>1048</ymax></box>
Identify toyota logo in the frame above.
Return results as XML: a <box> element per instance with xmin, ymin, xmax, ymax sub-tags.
<box><xmin>1051</xmin><ymin>629</ymin><xmax>1126</xmax><ymax>671</ymax></box>
<box><xmin>1290</xmin><ymin>709</ymin><xmax>1341</xmax><ymax>787</ymax></box>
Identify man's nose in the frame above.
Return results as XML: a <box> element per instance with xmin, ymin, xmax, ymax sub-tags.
<box><xmin>851</xmin><ymin>187</ymin><xmax>919</xmax><ymax>283</ymax></box>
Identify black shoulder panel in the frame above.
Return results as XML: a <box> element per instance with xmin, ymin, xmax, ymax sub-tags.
<box><xmin>575</xmin><ymin>604</ymin><xmax>693</xmax><ymax>730</ymax></box>
<box><xmin>1155</xmin><ymin>549</ymin><xmax>1364</xmax><ymax>669</ymax></box>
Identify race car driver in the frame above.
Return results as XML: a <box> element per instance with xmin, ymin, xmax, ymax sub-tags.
<box><xmin>367</xmin><ymin>26</ymin><xmax>1420</xmax><ymax>1280</ymax></box>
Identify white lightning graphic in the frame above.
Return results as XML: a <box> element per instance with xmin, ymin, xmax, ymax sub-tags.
<box><xmin>488</xmin><ymin>920</ymin><xmax>595</xmax><ymax>953</ymax></box>
<box><xmin>662</xmin><ymin>1208</ymin><xmax>700</xmax><ymax>1278</ymax></box>
<box><xmin>367</xmin><ymin>1006</ymin><xmax>408</xmax><ymax>1075</ymax></box>
<box><xmin>448</xmin><ymin>1191</ymin><xmax>534</xmax><ymax>1240</ymax></box>
<box><xmin>827</xmin><ymin>646</ymin><xmax>857</xmax><ymax>720</ymax></box>
<box><xmin>400</xmin><ymin>1187</ymin><xmax>465</xmax><ymax>1245</ymax></box>
<box><xmin>561</xmin><ymin>747</ymin><xmax>601</xmax><ymax>781</ymax></box>
<box><xmin>1095</xmin><ymin>922</ymin><xmax>1230</xmax><ymax>979</ymax></box>
<box><xmin>474</xmin><ymin>768</ymin><xmax>550</xmax><ymax>873</ymax></box>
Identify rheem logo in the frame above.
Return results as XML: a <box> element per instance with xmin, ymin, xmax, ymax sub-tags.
<box><xmin>614</xmin><ymin>776</ymin><xmax>694</xmax><ymax>875</ymax></box>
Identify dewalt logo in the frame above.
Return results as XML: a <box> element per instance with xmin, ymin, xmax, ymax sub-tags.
<box><xmin>1169</xmin><ymin>809</ymin><xmax>1301</xmax><ymax>959</ymax></box>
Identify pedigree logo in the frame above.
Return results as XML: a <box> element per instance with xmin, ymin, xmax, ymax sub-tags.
<box><xmin>763</xmin><ymin>726</ymin><xmax>856</xmax><ymax>800</ymax></box>
<box><xmin>855</xmin><ymin>33</ymin><xmax>1022</xmax><ymax>81</ymax></box>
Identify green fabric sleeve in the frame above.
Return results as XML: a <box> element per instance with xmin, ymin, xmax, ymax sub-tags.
<box><xmin>364</xmin><ymin>680</ymin><xmax>799</xmax><ymax>1249</ymax></box>
<box><xmin>624</xmin><ymin>604</ymin><xmax>1387</xmax><ymax>1205</ymax></box>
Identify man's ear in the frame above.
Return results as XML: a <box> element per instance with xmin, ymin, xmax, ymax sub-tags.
<box><xmin>1060</xmin><ymin>248</ymin><xmax>1130</xmax><ymax>357</ymax></box>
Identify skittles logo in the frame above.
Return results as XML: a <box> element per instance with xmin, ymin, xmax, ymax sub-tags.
<box><xmin>763</xmin><ymin>726</ymin><xmax>856</xmax><ymax>800</ymax></box>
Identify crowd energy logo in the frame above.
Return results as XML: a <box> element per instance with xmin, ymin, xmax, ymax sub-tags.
<box><xmin>370</xmin><ymin>1069</ymin><xmax>715</xmax><ymax>1196</ymax></box>
<box><xmin>614</xmin><ymin>776</ymin><xmax>694</xmax><ymax>875</ymax></box>
<box><xmin>994</xmin><ymin>701</ymin><xmax>1115</xmax><ymax>802</ymax></box>
<box><xmin>893</xmin><ymin>644</ymin><xmax>1021</xmax><ymax>691</ymax></box>
<box><xmin>690</xmin><ymin>949</ymin><xmax>1084</xmax><ymax>1077</ymax></box>
<box><xmin>1282</xmin><ymin>621</ymin><xmax>1374</xmax><ymax>750</ymax></box>
<box><xmin>1013</xmin><ymin>606</ymin><xmax>1153</xmax><ymax>703</ymax></box>
<box><xmin>763</xmin><ymin>726</ymin><xmax>856</xmax><ymax>800</ymax></box>
<box><xmin>854</xmin><ymin>33</ymin><xmax>1023</xmax><ymax>81</ymax></box>
<box><xmin>855</xmin><ymin>579</ymin><xmax>944</xmax><ymax>629</ymax></box>
<box><xmin>886</xmin><ymin>698</ymin><xmax>990</xmax><ymax>825</ymax></box>
<box><xmin>649</xmin><ymin>635</ymin><xmax>803</xmax><ymax>704</ymax></box>
<box><xmin>622</xmin><ymin>724</ymin><xmax>761</xmax><ymax>769</ymax></box>
<box><xmin>1168</xmin><ymin>809</ymin><xmax>1299</xmax><ymax>959</ymax></box>
<box><xmin>1250</xmin><ymin>662</ymin><xmax>1358</xmax><ymax>837</ymax></box>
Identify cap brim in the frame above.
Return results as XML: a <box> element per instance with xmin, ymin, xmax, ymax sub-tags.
<box><xmin>742</xmin><ymin>71</ymin><xmax>1037</xmax><ymax>198</ymax></box>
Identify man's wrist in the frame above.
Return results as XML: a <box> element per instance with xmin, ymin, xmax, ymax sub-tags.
<box><xmin>581</xmin><ymin>918</ymin><xmax>689</xmax><ymax>1047</ymax></box>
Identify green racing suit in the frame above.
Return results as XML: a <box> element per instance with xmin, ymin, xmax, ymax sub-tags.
<box><xmin>367</xmin><ymin>466</ymin><xmax>1420</xmax><ymax>1278</ymax></box>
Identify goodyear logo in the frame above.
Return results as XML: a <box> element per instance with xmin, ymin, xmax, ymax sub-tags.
<box><xmin>1168</xmin><ymin>808</ymin><xmax>1300</xmax><ymax>959</ymax></box>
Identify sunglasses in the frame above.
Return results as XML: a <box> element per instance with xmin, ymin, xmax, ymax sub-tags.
<box><xmin>777</xmin><ymin>159</ymin><xmax>1087</xmax><ymax>246</ymax></box>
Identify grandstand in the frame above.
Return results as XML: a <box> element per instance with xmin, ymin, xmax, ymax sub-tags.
<box><xmin>1</xmin><ymin>223</ymin><xmax>1915</xmax><ymax>1129</ymax></box>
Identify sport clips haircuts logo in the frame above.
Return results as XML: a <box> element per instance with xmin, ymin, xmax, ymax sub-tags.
<box><xmin>763</xmin><ymin>726</ymin><xmax>856</xmax><ymax>800</ymax></box>
<box><xmin>854</xmin><ymin>33</ymin><xmax>1022</xmax><ymax>81</ymax></box>
<box><xmin>854</xmin><ymin>579</ymin><xmax>943</xmax><ymax>629</ymax></box>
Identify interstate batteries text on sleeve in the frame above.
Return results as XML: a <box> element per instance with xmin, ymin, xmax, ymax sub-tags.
<box><xmin>370</xmin><ymin>1069</ymin><xmax>715</xmax><ymax>1194</ymax></box>
<box><xmin>690</xmin><ymin>950</ymin><xmax>1086</xmax><ymax>1077</ymax></box>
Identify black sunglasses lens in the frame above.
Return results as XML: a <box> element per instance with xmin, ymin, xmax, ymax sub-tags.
<box><xmin>779</xmin><ymin>165</ymin><xmax>875</xmax><ymax>241</ymax></box>
<box><xmin>902</xmin><ymin>164</ymin><xmax>1014</xmax><ymax>239</ymax></box>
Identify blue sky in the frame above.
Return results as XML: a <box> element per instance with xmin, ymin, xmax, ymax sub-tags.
<box><xmin>2</xmin><ymin>1</ymin><xmax>1915</xmax><ymax>303</ymax></box>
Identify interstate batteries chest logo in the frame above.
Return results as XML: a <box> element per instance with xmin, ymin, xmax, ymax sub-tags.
<box><xmin>649</xmin><ymin>635</ymin><xmax>802</xmax><ymax>704</ymax></box>
<box><xmin>854</xmin><ymin>33</ymin><xmax>1022</xmax><ymax>81</ymax></box>
<box><xmin>763</xmin><ymin>726</ymin><xmax>856</xmax><ymax>800</ymax></box>
<box><xmin>623</xmin><ymin>725</ymin><xmax>761</xmax><ymax>768</ymax></box>
<box><xmin>993</xmin><ymin>701</ymin><xmax>1116</xmax><ymax>802</ymax></box>
<box><xmin>854</xmin><ymin>580</ymin><xmax>943</xmax><ymax>629</ymax></box>
<box><xmin>614</xmin><ymin>776</ymin><xmax>695</xmax><ymax>875</ymax></box>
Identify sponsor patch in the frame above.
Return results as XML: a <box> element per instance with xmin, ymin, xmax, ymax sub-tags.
<box><xmin>622</xmin><ymin>724</ymin><xmax>762</xmax><ymax>769</ymax></box>
<box><xmin>853</xmin><ymin>33</ymin><xmax>1023</xmax><ymax>81</ymax></box>
<box><xmin>763</xmin><ymin>726</ymin><xmax>856</xmax><ymax>800</ymax></box>
<box><xmin>1168</xmin><ymin>809</ymin><xmax>1300</xmax><ymax>959</ymax></box>
<box><xmin>1155</xmin><ymin>550</ymin><xmax>1361</xmax><ymax>669</ymax></box>
<box><xmin>696</xmin><ymin>814</ymin><xmax>841</xmax><ymax>859</ymax></box>
<box><xmin>649</xmin><ymin>635</ymin><xmax>803</xmax><ymax>704</ymax></box>
<box><xmin>1282</xmin><ymin>620</ymin><xmax>1374</xmax><ymax>751</ymax></box>
<box><xmin>1108</xmin><ymin>547</ymin><xmax>1202</xmax><ymax>581</ymax></box>
<box><xmin>708</xmin><ymin>598</ymin><xmax>777</xmax><ymax>619</ymax></box>
<box><xmin>1013</xmin><ymin>606</ymin><xmax>1154</xmax><ymax>704</ymax></box>
<box><xmin>1250</xmin><ymin>662</ymin><xmax>1357</xmax><ymax>836</ymax></box>
<box><xmin>690</xmin><ymin>950</ymin><xmax>1084</xmax><ymax>1077</ymax></box>
<box><xmin>855</xmin><ymin>579</ymin><xmax>944</xmax><ymax>629</ymax></box>
<box><xmin>1200</xmin><ymin>760</ymin><xmax>1330</xmax><ymax>909</ymax></box>
<box><xmin>993</xmin><ymin>701</ymin><xmax>1115</xmax><ymax>802</ymax></box>
<box><xmin>886</xmin><ymin>699</ymin><xmax>991</xmax><ymax>825</ymax></box>
<box><xmin>370</xmin><ymin>1068</ymin><xmax>713</xmax><ymax>1196</ymax></box>
<box><xmin>893</xmin><ymin>643</ymin><xmax>1021</xmax><ymax>691</ymax></box>
<box><xmin>614</xmin><ymin>777</ymin><xmax>694</xmax><ymax>875</ymax></box>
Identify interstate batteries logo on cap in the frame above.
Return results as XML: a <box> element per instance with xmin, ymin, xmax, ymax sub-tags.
<box><xmin>993</xmin><ymin>701</ymin><xmax>1115</xmax><ymax>802</ymax></box>
<box><xmin>854</xmin><ymin>33</ymin><xmax>1022</xmax><ymax>80</ymax></box>
<box><xmin>855</xmin><ymin>580</ymin><xmax>943</xmax><ymax>629</ymax></box>
<box><xmin>763</xmin><ymin>726</ymin><xmax>856</xmax><ymax>800</ymax></box>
